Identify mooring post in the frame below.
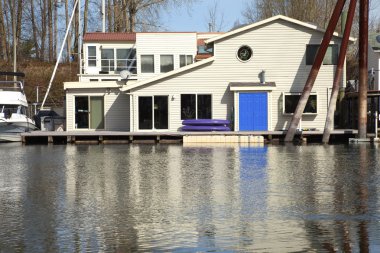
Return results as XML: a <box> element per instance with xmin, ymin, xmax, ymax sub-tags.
<box><xmin>358</xmin><ymin>0</ymin><xmax>369</xmax><ymax>139</ymax></box>
<box><xmin>284</xmin><ymin>0</ymin><xmax>347</xmax><ymax>142</ymax></box>
<box><xmin>322</xmin><ymin>0</ymin><xmax>357</xmax><ymax>144</ymax></box>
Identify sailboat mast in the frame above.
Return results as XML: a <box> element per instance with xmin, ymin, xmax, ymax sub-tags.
<box><xmin>12</xmin><ymin>0</ymin><xmax>16</xmax><ymax>81</ymax></box>
<box><xmin>40</xmin><ymin>0</ymin><xmax>79</xmax><ymax>109</ymax></box>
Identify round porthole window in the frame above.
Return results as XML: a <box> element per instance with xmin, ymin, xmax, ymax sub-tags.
<box><xmin>237</xmin><ymin>45</ymin><xmax>253</xmax><ymax>62</ymax></box>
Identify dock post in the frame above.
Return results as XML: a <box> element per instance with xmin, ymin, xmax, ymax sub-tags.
<box><xmin>375</xmin><ymin>111</ymin><xmax>379</xmax><ymax>141</ymax></box>
<box><xmin>284</xmin><ymin>0</ymin><xmax>347</xmax><ymax>142</ymax></box>
<box><xmin>358</xmin><ymin>0</ymin><xmax>369</xmax><ymax>139</ymax></box>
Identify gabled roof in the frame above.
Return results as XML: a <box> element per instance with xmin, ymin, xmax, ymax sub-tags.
<box><xmin>83</xmin><ymin>32</ymin><xmax>136</xmax><ymax>42</ymax></box>
<box><xmin>120</xmin><ymin>57</ymin><xmax>215</xmax><ymax>91</ymax></box>
<box><xmin>205</xmin><ymin>15</ymin><xmax>356</xmax><ymax>44</ymax></box>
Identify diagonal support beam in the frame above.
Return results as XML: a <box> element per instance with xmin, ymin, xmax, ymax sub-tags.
<box><xmin>322</xmin><ymin>0</ymin><xmax>357</xmax><ymax>144</ymax></box>
<box><xmin>284</xmin><ymin>0</ymin><xmax>347</xmax><ymax>142</ymax></box>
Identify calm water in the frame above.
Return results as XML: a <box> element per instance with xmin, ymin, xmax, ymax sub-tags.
<box><xmin>0</xmin><ymin>143</ymin><xmax>380</xmax><ymax>252</ymax></box>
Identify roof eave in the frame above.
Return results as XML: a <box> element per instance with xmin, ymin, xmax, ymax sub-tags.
<box><xmin>205</xmin><ymin>15</ymin><xmax>356</xmax><ymax>44</ymax></box>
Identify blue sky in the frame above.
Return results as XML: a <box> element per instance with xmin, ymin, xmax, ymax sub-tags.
<box><xmin>161</xmin><ymin>0</ymin><xmax>246</xmax><ymax>32</ymax></box>
<box><xmin>161</xmin><ymin>0</ymin><xmax>380</xmax><ymax>32</ymax></box>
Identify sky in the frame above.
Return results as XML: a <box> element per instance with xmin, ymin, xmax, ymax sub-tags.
<box><xmin>160</xmin><ymin>0</ymin><xmax>380</xmax><ymax>32</ymax></box>
<box><xmin>161</xmin><ymin>0</ymin><xmax>246</xmax><ymax>32</ymax></box>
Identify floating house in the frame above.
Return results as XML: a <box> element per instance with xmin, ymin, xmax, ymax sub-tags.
<box><xmin>64</xmin><ymin>15</ymin><xmax>351</xmax><ymax>132</ymax></box>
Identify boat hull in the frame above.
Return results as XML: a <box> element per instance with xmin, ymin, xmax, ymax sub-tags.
<box><xmin>0</xmin><ymin>121</ymin><xmax>37</xmax><ymax>142</ymax></box>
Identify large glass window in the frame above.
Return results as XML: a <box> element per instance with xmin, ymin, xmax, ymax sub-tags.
<box><xmin>88</xmin><ymin>46</ymin><xmax>96</xmax><ymax>67</ymax></box>
<box><xmin>141</xmin><ymin>55</ymin><xmax>154</xmax><ymax>73</ymax></box>
<box><xmin>160</xmin><ymin>55</ymin><xmax>174</xmax><ymax>73</ymax></box>
<box><xmin>181</xmin><ymin>94</ymin><xmax>212</xmax><ymax>120</ymax></box>
<box><xmin>138</xmin><ymin>97</ymin><xmax>153</xmax><ymax>129</ymax></box>
<box><xmin>180</xmin><ymin>55</ymin><xmax>193</xmax><ymax>67</ymax></box>
<box><xmin>101</xmin><ymin>49</ymin><xmax>115</xmax><ymax>72</ymax></box>
<box><xmin>154</xmin><ymin>96</ymin><xmax>168</xmax><ymax>129</ymax></box>
<box><xmin>306</xmin><ymin>44</ymin><xmax>339</xmax><ymax>65</ymax></box>
<box><xmin>116</xmin><ymin>49</ymin><xmax>137</xmax><ymax>74</ymax></box>
<box><xmin>138</xmin><ymin>96</ymin><xmax>168</xmax><ymax>130</ymax></box>
<box><xmin>284</xmin><ymin>94</ymin><xmax>317</xmax><ymax>114</ymax></box>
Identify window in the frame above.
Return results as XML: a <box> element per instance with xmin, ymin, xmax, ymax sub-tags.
<box><xmin>160</xmin><ymin>55</ymin><xmax>174</xmax><ymax>73</ymax></box>
<box><xmin>181</xmin><ymin>94</ymin><xmax>212</xmax><ymax>120</ymax></box>
<box><xmin>180</xmin><ymin>55</ymin><xmax>193</xmax><ymax>67</ymax></box>
<box><xmin>88</xmin><ymin>46</ymin><xmax>97</xmax><ymax>67</ymax></box>
<box><xmin>138</xmin><ymin>96</ymin><xmax>168</xmax><ymax>130</ymax></box>
<box><xmin>116</xmin><ymin>49</ymin><xmax>137</xmax><ymax>74</ymax></box>
<box><xmin>283</xmin><ymin>93</ymin><xmax>317</xmax><ymax>114</ymax></box>
<box><xmin>306</xmin><ymin>44</ymin><xmax>339</xmax><ymax>65</ymax></box>
<box><xmin>100</xmin><ymin>48</ymin><xmax>137</xmax><ymax>73</ymax></box>
<box><xmin>237</xmin><ymin>45</ymin><xmax>253</xmax><ymax>62</ymax></box>
<box><xmin>141</xmin><ymin>55</ymin><xmax>154</xmax><ymax>73</ymax></box>
<box><xmin>101</xmin><ymin>49</ymin><xmax>115</xmax><ymax>72</ymax></box>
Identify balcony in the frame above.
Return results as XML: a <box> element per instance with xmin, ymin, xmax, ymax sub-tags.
<box><xmin>81</xmin><ymin>58</ymin><xmax>137</xmax><ymax>82</ymax></box>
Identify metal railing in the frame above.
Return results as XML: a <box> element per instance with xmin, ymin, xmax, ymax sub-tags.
<box><xmin>83</xmin><ymin>58</ymin><xmax>137</xmax><ymax>75</ymax></box>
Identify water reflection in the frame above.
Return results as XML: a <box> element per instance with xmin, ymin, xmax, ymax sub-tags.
<box><xmin>0</xmin><ymin>143</ymin><xmax>380</xmax><ymax>252</ymax></box>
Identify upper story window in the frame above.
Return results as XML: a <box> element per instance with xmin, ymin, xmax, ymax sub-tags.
<box><xmin>237</xmin><ymin>45</ymin><xmax>253</xmax><ymax>62</ymax></box>
<box><xmin>306</xmin><ymin>44</ymin><xmax>339</xmax><ymax>65</ymax></box>
<box><xmin>180</xmin><ymin>55</ymin><xmax>193</xmax><ymax>67</ymax></box>
<box><xmin>160</xmin><ymin>55</ymin><xmax>174</xmax><ymax>73</ymax></box>
<box><xmin>101</xmin><ymin>49</ymin><xmax>115</xmax><ymax>72</ymax></box>
<box><xmin>116</xmin><ymin>49</ymin><xmax>136</xmax><ymax>73</ymax></box>
<box><xmin>100</xmin><ymin>48</ymin><xmax>137</xmax><ymax>74</ymax></box>
<box><xmin>141</xmin><ymin>55</ymin><xmax>154</xmax><ymax>73</ymax></box>
<box><xmin>87</xmin><ymin>46</ymin><xmax>96</xmax><ymax>67</ymax></box>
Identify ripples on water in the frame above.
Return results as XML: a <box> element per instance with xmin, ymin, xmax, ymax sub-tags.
<box><xmin>0</xmin><ymin>143</ymin><xmax>380</xmax><ymax>252</ymax></box>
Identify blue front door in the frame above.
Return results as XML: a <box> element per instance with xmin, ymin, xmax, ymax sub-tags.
<box><xmin>239</xmin><ymin>92</ymin><xmax>268</xmax><ymax>131</ymax></box>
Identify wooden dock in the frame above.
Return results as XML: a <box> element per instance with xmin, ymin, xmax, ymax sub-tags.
<box><xmin>20</xmin><ymin>129</ymin><xmax>359</xmax><ymax>145</ymax></box>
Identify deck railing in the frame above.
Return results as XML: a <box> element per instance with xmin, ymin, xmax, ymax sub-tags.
<box><xmin>83</xmin><ymin>58</ymin><xmax>137</xmax><ymax>75</ymax></box>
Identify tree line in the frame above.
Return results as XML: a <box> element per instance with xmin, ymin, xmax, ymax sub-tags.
<box><xmin>0</xmin><ymin>0</ymin><xmax>379</xmax><ymax>65</ymax></box>
<box><xmin>0</xmin><ymin>0</ymin><xmax>194</xmax><ymax>64</ymax></box>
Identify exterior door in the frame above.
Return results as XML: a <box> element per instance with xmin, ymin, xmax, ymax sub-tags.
<box><xmin>239</xmin><ymin>92</ymin><xmax>268</xmax><ymax>131</ymax></box>
<box><xmin>138</xmin><ymin>96</ymin><xmax>168</xmax><ymax>130</ymax></box>
<box><xmin>75</xmin><ymin>96</ymin><xmax>104</xmax><ymax>130</ymax></box>
<box><xmin>90</xmin><ymin>96</ymin><xmax>104</xmax><ymax>129</ymax></box>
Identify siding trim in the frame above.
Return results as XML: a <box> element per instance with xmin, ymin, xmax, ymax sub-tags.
<box><xmin>206</xmin><ymin>15</ymin><xmax>356</xmax><ymax>44</ymax></box>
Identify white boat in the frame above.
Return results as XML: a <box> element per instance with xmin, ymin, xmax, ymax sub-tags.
<box><xmin>0</xmin><ymin>72</ymin><xmax>38</xmax><ymax>142</ymax></box>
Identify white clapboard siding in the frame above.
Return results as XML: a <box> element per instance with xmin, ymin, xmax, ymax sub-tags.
<box><xmin>105</xmin><ymin>91</ymin><xmax>130</xmax><ymax>131</ymax></box>
<box><xmin>136</xmin><ymin>33</ymin><xmax>197</xmax><ymax>80</ymax></box>
<box><xmin>130</xmin><ymin>19</ymin><xmax>344</xmax><ymax>131</ymax></box>
<box><xmin>65</xmin><ymin>88</ymin><xmax>130</xmax><ymax>131</ymax></box>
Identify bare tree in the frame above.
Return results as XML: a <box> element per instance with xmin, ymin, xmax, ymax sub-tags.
<box><xmin>0</xmin><ymin>0</ymin><xmax>9</xmax><ymax>60</ymax></box>
<box><xmin>205</xmin><ymin>0</ymin><xmax>224</xmax><ymax>32</ymax></box>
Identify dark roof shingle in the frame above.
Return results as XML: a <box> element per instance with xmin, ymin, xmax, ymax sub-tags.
<box><xmin>83</xmin><ymin>32</ymin><xmax>136</xmax><ymax>42</ymax></box>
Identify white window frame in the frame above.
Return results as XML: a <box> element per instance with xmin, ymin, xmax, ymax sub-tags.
<box><xmin>73</xmin><ymin>95</ymin><xmax>106</xmax><ymax>130</ymax></box>
<box><xmin>179</xmin><ymin>55</ymin><xmax>193</xmax><ymax>67</ymax></box>
<box><xmin>160</xmin><ymin>55</ymin><xmax>174</xmax><ymax>73</ymax></box>
<box><xmin>282</xmin><ymin>92</ymin><xmax>318</xmax><ymax>115</ymax></box>
<box><xmin>137</xmin><ymin>95</ymin><xmax>170</xmax><ymax>131</ymax></box>
<box><xmin>141</xmin><ymin>55</ymin><xmax>155</xmax><ymax>73</ymax></box>
<box><xmin>100</xmin><ymin>47</ymin><xmax>136</xmax><ymax>73</ymax></box>
<box><xmin>180</xmin><ymin>93</ymin><xmax>213</xmax><ymax>120</ymax></box>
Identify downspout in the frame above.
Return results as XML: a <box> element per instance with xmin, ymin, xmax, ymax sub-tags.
<box><xmin>284</xmin><ymin>0</ymin><xmax>347</xmax><ymax>142</ymax></box>
<box><xmin>322</xmin><ymin>0</ymin><xmax>356</xmax><ymax>144</ymax></box>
